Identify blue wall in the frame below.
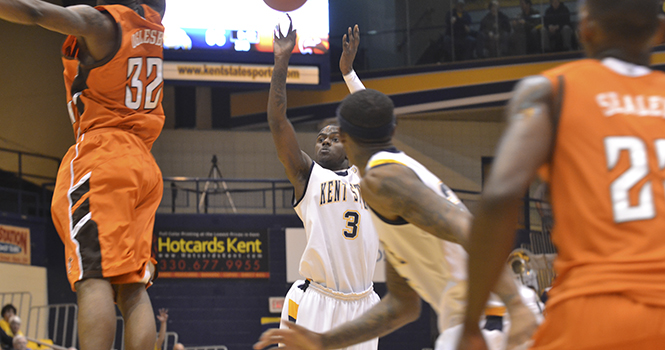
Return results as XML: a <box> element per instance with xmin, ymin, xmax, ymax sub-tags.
<box><xmin>148</xmin><ymin>214</ymin><xmax>436</xmax><ymax>350</ymax></box>
<box><xmin>38</xmin><ymin>213</ymin><xmax>437</xmax><ymax>349</ymax></box>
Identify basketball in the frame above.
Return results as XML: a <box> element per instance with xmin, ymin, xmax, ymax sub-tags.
<box><xmin>263</xmin><ymin>0</ymin><xmax>307</xmax><ymax>12</ymax></box>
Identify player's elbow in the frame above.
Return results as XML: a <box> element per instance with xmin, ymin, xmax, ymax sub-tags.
<box><xmin>392</xmin><ymin>293</ymin><xmax>421</xmax><ymax>325</ymax></box>
<box><xmin>401</xmin><ymin>297</ymin><xmax>422</xmax><ymax>324</ymax></box>
<box><xmin>482</xmin><ymin>175</ymin><xmax>529</xmax><ymax>203</ymax></box>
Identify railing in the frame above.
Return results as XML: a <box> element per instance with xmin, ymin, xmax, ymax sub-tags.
<box><xmin>161</xmin><ymin>177</ymin><xmax>293</xmax><ymax>215</ymax></box>
<box><xmin>0</xmin><ymin>147</ymin><xmax>59</xmax><ymax>218</ymax></box>
<box><xmin>162</xmin><ymin>331</ymin><xmax>179</xmax><ymax>350</ymax></box>
<box><xmin>0</xmin><ymin>292</ymin><xmax>32</xmax><ymax>336</ymax></box>
<box><xmin>186</xmin><ymin>346</ymin><xmax>228</xmax><ymax>350</ymax></box>
<box><xmin>27</xmin><ymin>303</ymin><xmax>78</xmax><ymax>349</ymax></box>
<box><xmin>0</xmin><ymin>147</ymin><xmax>60</xmax><ymax>183</ymax></box>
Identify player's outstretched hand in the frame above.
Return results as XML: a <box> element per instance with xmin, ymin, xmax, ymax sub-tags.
<box><xmin>273</xmin><ymin>14</ymin><xmax>297</xmax><ymax>59</ymax></box>
<box><xmin>253</xmin><ymin>320</ymin><xmax>324</xmax><ymax>350</ymax></box>
<box><xmin>156</xmin><ymin>308</ymin><xmax>169</xmax><ymax>323</ymax></box>
<box><xmin>340</xmin><ymin>24</ymin><xmax>360</xmax><ymax>75</ymax></box>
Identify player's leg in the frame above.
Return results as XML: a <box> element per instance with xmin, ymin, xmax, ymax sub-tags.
<box><xmin>116</xmin><ymin>283</ymin><xmax>156</xmax><ymax>350</ymax></box>
<box><xmin>75</xmin><ymin>278</ymin><xmax>117</xmax><ymax>350</ymax></box>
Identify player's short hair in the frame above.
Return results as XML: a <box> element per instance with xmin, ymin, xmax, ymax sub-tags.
<box><xmin>1</xmin><ymin>304</ymin><xmax>16</xmax><ymax>317</ymax></box>
<box><xmin>585</xmin><ymin>0</ymin><xmax>660</xmax><ymax>42</ymax></box>
<box><xmin>336</xmin><ymin>89</ymin><xmax>395</xmax><ymax>142</ymax></box>
<box><xmin>318</xmin><ymin>125</ymin><xmax>340</xmax><ymax>135</ymax></box>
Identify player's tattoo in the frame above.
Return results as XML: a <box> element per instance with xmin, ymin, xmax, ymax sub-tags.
<box><xmin>372</xmin><ymin>171</ymin><xmax>471</xmax><ymax>246</ymax></box>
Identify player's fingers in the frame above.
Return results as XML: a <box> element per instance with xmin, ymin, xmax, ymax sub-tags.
<box><xmin>353</xmin><ymin>24</ymin><xmax>360</xmax><ymax>40</ymax></box>
<box><xmin>342</xmin><ymin>33</ymin><xmax>348</xmax><ymax>47</ymax></box>
<box><xmin>254</xmin><ymin>332</ymin><xmax>285</xmax><ymax>349</ymax></box>
<box><xmin>287</xmin><ymin>13</ymin><xmax>293</xmax><ymax>33</ymax></box>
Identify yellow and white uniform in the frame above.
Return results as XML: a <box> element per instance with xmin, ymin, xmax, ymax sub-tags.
<box><xmin>280</xmin><ymin>163</ymin><xmax>380</xmax><ymax>350</ymax></box>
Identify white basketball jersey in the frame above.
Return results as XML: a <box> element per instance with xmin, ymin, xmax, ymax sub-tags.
<box><xmin>294</xmin><ymin>162</ymin><xmax>379</xmax><ymax>293</ymax></box>
<box><xmin>365</xmin><ymin>149</ymin><xmax>471</xmax><ymax>331</ymax></box>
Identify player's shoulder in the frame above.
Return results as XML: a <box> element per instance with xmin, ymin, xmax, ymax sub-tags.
<box><xmin>542</xmin><ymin>59</ymin><xmax>590</xmax><ymax>77</ymax></box>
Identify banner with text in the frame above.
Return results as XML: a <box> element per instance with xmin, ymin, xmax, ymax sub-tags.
<box><xmin>0</xmin><ymin>225</ymin><xmax>31</xmax><ymax>265</ymax></box>
<box><xmin>154</xmin><ymin>229</ymin><xmax>269</xmax><ymax>278</ymax></box>
<box><xmin>164</xmin><ymin>61</ymin><xmax>320</xmax><ymax>84</ymax></box>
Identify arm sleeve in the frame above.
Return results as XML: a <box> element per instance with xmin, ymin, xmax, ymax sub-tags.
<box><xmin>343</xmin><ymin>70</ymin><xmax>366</xmax><ymax>94</ymax></box>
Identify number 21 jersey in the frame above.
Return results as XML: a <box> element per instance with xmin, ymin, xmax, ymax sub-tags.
<box><xmin>540</xmin><ymin>58</ymin><xmax>665</xmax><ymax>309</ymax></box>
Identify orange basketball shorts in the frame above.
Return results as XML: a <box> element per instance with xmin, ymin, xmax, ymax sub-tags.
<box><xmin>531</xmin><ymin>293</ymin><xmax>665</xmax><ymax>350</ymax></box>
<box><xmin>51</xmin><ymin>128</ymin><xmax>163</xmax><ymax>291</ymax></box>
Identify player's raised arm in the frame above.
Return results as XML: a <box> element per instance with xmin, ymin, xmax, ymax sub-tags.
<box><xmin>269</xmin><ymin>18</ymin><xmax>314</xmax><ymax>197</ymax></box>
<box><xmin>458</xmin><ymin>76</ymin><xmax>555</xmax><ymax>350</ymax></box>
<box><xmin>340</xmin><ymin>24</ymin><xmax>365</xmax><ymax>94</ymax></box>
<box><xmin>0</xmin><ymin>0</ymin><xmax>116</xmax><ymax>61</ymax></box>
<box><xmin>253</xmin><ymin>261</ymin><xmax>421</xmax><ymax>350</ymax></box>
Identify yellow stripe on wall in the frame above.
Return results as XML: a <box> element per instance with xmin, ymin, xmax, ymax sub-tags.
<box><xmin>231</xmin><ymin>60</ymin><xmax>573</xmax><ymax>117</ymax></box>
<box><xmin>260</xmin><ymin>317</ymin><xmax>282</xmax><ymax>325</ymax></box>
<box><xmin>231</xmin><ymin>51</ymin><xmax>665</xmax><ymax>118</ymax></box>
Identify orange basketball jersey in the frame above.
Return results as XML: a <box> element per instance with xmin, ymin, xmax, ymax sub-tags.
<box><xmin>62</xmin><ymin>4</ymin><xmax>165</xmax><ymax>149</ymax></box>
<box><xmin>539</xmin><ymin>58</ymin><xmax>665</xmax><ymax>309</ymax></box>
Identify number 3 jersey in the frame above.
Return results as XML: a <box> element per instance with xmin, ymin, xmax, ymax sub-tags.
<box><xmin>539</xmin><ymin>58</ymin><xmax>665</xmax><ymax>310</ymax></box>
<box><xmin>62</xmin><ymin>4</ymin><xmax>165</xmax><ymax>149</ymax></box>
<box><xmin>294</xmin><ymin>162</ymin><xmax>379</xmax><ymax>293</ymax></box>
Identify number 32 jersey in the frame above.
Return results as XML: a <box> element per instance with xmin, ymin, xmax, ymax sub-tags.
<box><xmin>294</xmin><ymin>163</ymin><xmax>379</xmax><ymax>293</ymax></box>
<box><xmin>62</xmin><ymin>4</ymin><xmax>165</xmax><ymax>149</ymax></box>
<box><xmin>540</xmin><ymin>58</ymin><xmax>665</xmax><ymax>309</ymax></box>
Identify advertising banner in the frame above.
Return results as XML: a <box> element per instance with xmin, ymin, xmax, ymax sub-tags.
<box><xmin>0</xmin><ymin>225</ymin><xmax>31</xmax><ymax>265</ymax></box>
<box><xmin>154</xmin><ymin>229</ymin><xmax>269</xmax><ymax>278</ymax></box>
<box><xmin>164</xmin><ymin>62</ymin><xmax>320</xmax><ymax>84</ymax></box>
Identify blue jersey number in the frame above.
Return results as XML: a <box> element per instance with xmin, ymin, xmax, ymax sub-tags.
<box><xmin>343</xmin><ymin>210</ymin><xmax>360</xmax><ymax>239</ymax></box>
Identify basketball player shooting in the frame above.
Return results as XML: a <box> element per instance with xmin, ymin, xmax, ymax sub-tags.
<box><xmin>0</xmin><ymin>1</ymin><xmax>166</xmax><ymax>350</ymax></box>
<box><xmin>256</xmin><ymin>24</ymin><xmax>538</xmax><ymax>350</ymax></box>
<box><xmin>269</xmin><ymin>17</ymin><xmax>381</xmax><ymax>350</ymax></box>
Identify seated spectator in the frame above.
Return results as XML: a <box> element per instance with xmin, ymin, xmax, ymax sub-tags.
<box><xmin>0</xmin><ymin>327</ymin><xmax>12</xmax><ymax>350</ymax></box>
<box><xmin>10</xmin><ymin>335</ymin><xmax>26</xmax><ymax>350</ymax></box>
<box><xmin>477</xmin><ymin>0</ymin><xmax>512</xmax><ymax>58</ymax></box>
<box><xmin>173</xmin><ymin>343</ymin><xmax>184</xmax><ymax>350</ymax></box>
<box><xmin>443</xmin><ymin>0</ymin><xmax>476</xmax><ymax>61</ymax></box>
<box><xmin>542</xmin><ymin>0</ymin><xmax>574</xmax><ymax>52</ymax></box>
<box><xmin>510</xmin><ymin>0</ymin><xmax>543</xmax><ymax>55</ymax></box>
<box><xmin>155</xmin><ymin>309</ymin><xmax>168</xmax><ymax>350</ymax></box>
<box><xmin>0</xmin><ymin>305</ymin><xmax>16</xmax><ymax>336</ymax></box>
<box><xmin>8</xmin><ymin>317</ymin><xmax>23</xmax><ymax>338</ymax></box>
